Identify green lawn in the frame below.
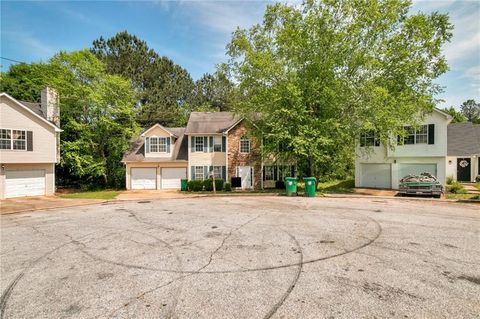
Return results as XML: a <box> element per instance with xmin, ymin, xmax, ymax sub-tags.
<box><xmin>446</xmin><ymin>193</ymin><xmax>480</xmax><ymax>201</ymax></box>
<box><xmin>317</xmin><ymin>179</ymin><xmax>355</xmax><ymax>194</ymax></box>
<box><xmin>60</xmin><ymin>190</ymin><xmax>120</xmax><ymax>200</ymax></box>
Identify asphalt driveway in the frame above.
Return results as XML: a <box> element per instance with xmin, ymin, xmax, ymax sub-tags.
<box><xmin>1</xmin><ymin>197</ymin><xmax>479</xmax><ymax>318</ymax></box>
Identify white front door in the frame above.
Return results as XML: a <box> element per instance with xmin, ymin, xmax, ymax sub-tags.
<box><xmin>237</xmin><ymin>166</ymin><xmax>253</xmax><ymax>189</ymax></box>
<box><xmin>161</xmin><ymin>168</ymin><xmax>187</xmax><ymax>189</ymax></box>
<box><xmin>5</xmin><ymin>170</ymin><xmax>46</xmax><ymax>198</ymax></box>
<box><xmin>131</xmin><ymin>168</ymin><xmax>156</xmax><ymax>190</ymax></box>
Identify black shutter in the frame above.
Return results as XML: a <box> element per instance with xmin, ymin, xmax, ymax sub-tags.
<box><xmin>145</xmin><ymin>137</ymin><xmax>150</xmax><ymax>153</ymax></box>
<box><xmin>428</xmin><ymin>124</ymin><xmax>435</xmax><ymax>145</ymax></box>
<box><xmin>222</xmin><ymin>136</ymin><xmax>226</xmax><ymax>152</ymax></box>
<box><xmin>191</xmin><ymin>166</ymin><xmax>195</xmax><ymax>180</ymax></box>
<box><xmin>262</xmin><ymin>166</ymin><xmax>266</xmax><ymax>181</ymax></box>
<box><xmin>222</xmin><ymin>166</ymin><xmax>226</xmax><ymax>180</ymax></box>
<box><xmin>27</xmin><ymin>131</ymin><xmax>33</xmax><ymax>151</ymax></box>
<box><xmin>191</xmin><ymin>136</ymin><xmax>196</xmax><ymax>153</ymax></box>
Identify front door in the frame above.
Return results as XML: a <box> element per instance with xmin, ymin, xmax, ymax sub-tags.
<box><xmin>237</xmin><ymin>166</ymin><xmax>253</xmax><ymax>189</ymax></box>
<box><xmin>457</xmin><ymin>158</ymin><xmax>471</xmax><ymax>182</ymax></box>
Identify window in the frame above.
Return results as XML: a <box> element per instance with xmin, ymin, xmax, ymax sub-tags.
<box><xmin>150</xmin><ymin>137</ymin><xmax>167</xmax><ymax>153</ymax></box>
<box><xmin>359</xmin><ymin>131</ymin><xmax>380</xmax><ymax>147</ymax></box>
<box><xmin>214</xmin><ymin>136</ymin><xmax>222</xmax><ymax>152</ymax></box>
<box><xmin>240</xmin><ymin>136</ymin><xmax>250</xmax><ymax>153</ymax></box>
<box><xmin>415</xmin><ymin>125</ymin><xmax>428</xmax><ymax>144</ymax></box>
<box><xmin>213</xmin><ymin>166</ymin><xmax>222</xmax><ymax>179</ymax></box>
<box><xmin>195</xmin><ymin>136</ymin><xmax>204</xmax><ymax>152</ymax></box>
<box><xmin>0</xmin><ymin>129</ymin><xmax>11</xmax><ymax>150</ymax></box>
<box><xmin>195</xmin><ymin>166</ymin><xmax>204</xmax><ymax>180</ymax></box>
<box><xmin>264</xmin><ymin>166</ymin><xmax>274</xmax><ymax>181</ymax></box>
<box><xmin>0</xmin><ymin>129</ymin><xmax>26</xmax><ymax>150</ymax></box>
<box><xmin>399</xmin><ymin>125</ymin><xmax>428</xmax><ymax>145</ymax></box>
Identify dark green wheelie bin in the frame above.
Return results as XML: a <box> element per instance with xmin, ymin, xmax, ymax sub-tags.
<box><xmin>181</xmin><ymin>179</ymin><xmax>188</xmax><ymax>191</ymax></box>
<box><xmin>304</xmin><ymin>177</ymin><xmax>317</xmax><ymax>197</ymax></box>
<box><xmin>285</xmin><ymin>177</ymin><xmax>297</xmax><ymax>196</ymax></box>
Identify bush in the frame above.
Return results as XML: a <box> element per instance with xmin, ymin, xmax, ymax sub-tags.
<box><xmin>447</xmin><ymin>181</ymin><xmax>467</xmax><ymax>194</ymax></box>
<box><xmin>224</xmin><ymin>182</ymin><xmax>232</xmax><ymax>192</ymax></box>
<box><xmin>446</xmin><ymin>176</ymin><xmax>453</xmax><ymax>185</ymax></box>
<box><xmin>188</xmin><ymin>180</ymin><xmax>204</xmax><ymax>192</ymax></box>
<box><xmin>475</xmin><ymin>175</ymin><xmax>480</xmax><ymax>183</ymax></box>
<box><xmin>203</xmin><ymin>178</ymin><xmax>225</xmax><ymax>191</ymax></box>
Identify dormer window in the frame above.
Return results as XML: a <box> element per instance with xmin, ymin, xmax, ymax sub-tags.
<box><xmin>150</xmin><ymin>137</ymin><xmax>168</xmax><ymax>153</ymax></box>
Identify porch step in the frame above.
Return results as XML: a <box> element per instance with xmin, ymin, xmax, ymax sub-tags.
<box><xmin>460</xmin><ymin>183</ymin><xmax>480</xmax><ymax>194</ymax></box>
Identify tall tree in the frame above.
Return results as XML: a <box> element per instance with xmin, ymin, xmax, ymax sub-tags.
<box><xmin>224</xmin><ymin>0</ymin><xmax>452</xmax><ymax>178</ymax></box>
<box><xmin>460</xmin><ymin>99</ymin><xmax>480</xmax><ymax>123</ymax></box>
<box><xmin>1</xmin><ymin>50</ymin><xmax>139</xmax><ymax>188</ymax></box>
<box><xmin>91</xmin><ymin>31</ymin><xmax>194</xmax><ymax>127</ymax></box>
<box><xmin>190</xmin><ymin>71</ymin><xmax>237</xmax><ymax>112</ymax></box>
<box><xmin>442</xmin><ymin>106</ymin><xmax>466</xmax><ymax>123</ymax></box>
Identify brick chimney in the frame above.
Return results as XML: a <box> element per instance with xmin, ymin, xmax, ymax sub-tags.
<box><xmin>40</xmin><ymin>87</ymin><xmax>60</xmax><ymax>127</ymax></box>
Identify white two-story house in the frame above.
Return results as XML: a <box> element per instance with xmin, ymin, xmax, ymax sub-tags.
<box><xmin>0</xmin><ymin>89</ymin><xmax>61</xmax><ymax>199</ymax></box>
<box><xmin>122</xmin><ymin>112</ymin><xmax>294</xmax><ymax>190</ymax></box>
<box><xmin>355</xmin><ymin>108</ymin><xmax>452</xmax><ymax>189</ymax></box>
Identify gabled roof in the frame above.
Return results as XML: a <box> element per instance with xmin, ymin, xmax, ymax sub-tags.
<box><xmin>0</xmin><ymin>93</ymin><xmax>62</xmax><ymax>132</ymax></box>
<box><xmin>141</xmin><ymin>123</ymin><xmax>179</xmax><ymax>137</ymax></box>
<box><xmin>185</xmin><ymin>112</ymin><xmax>242</xmax><ymax>134</ymax></box>
<box><xmin>433</xmin><ymin>107</ymin><xmax>453</xmax><ymax>120</ymax></box>
<box><xmin>447</xmin><ymin>122</ymin><xmax>480</xmax><ymax>156</ymax></box>
<box><xmin>122</xmin><ymin>127</ymin><xmax>188</xmax><ymax>162</ymax></box>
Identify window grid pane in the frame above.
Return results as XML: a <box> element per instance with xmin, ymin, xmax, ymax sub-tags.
<box><xmin>12</xmin><ymin>130</ymin><xmax>26</xmax><ymax>150</ymax></box>
<box><xmin>195</xmin><ymin>137</ymin><xmax>204</xmax><ymax>152</ymax></box>
<box><xmin>213</xmin><ymin>166</ymin><xmax>222</xmax><ymax>179</ymax></box>
<box><xmin>158</xmin><ymin>138</ymin><xmax>167</xmax><ymax>152</ymax></box>
<box><xmin>415</xmin><ymin>125</ymin><xmax>428</xmax><ymax>144</ymax></box>
<box><xmin>0</xmin><ymin>129</ymin><xmax>11</xmax><ymax>150</ymax></box>
<box><xmin>195</xmin><ymin>166</ymin><xmax>204</xmax><ymax>180</ymax></box>
<box><xmin>264</xmin><ymin>166</ymin><xmax>274</xmax><ymax>180</ymax></box>
<box><xmin>240</xmin><ymin>137</ymin><xmax>250</xmax><ymax>153</ymax></box>
<box><xmin>214</xmin><ymin>136</ymin><xmax>222</xmax><ymax>152</ymax></box>
<box><xmin>150</xmin><ymin>137</ymin><xmax>158</xmax><ymax>152</ymax></box>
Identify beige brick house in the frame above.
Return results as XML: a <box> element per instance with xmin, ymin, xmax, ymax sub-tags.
<box><xmin>0</xmin><ymin>89</ymin><xmax>61</xmax><ymax>199</ymax></box>
<box><xmin>123</xmin><ymin>112</ymin><xmax>294</xmax><ymax>190</ymax></box>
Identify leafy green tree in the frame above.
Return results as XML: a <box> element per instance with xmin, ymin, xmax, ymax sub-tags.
<box><xmin>190</xmin><ymin>71</ymin><xmax>237</xmax><ymax>112</ymax></box>
<box><xmin>442</xmin><ymin>106</ymin><xmax>466</xmax><ymax>123</ymax></box>
<box><xmin>91</xmin><ymin>31</ymin><xmax>194</xmax><ymax>127</ymax></box>
<box><xmin>1</xmin><ymin>50</ymin><xmax>139</xmax><ymax>188</ymax></box>
<box><xmin>460</xmin><ymin>99</ymin><xmax>480</xmax><ymax>123</ymax></box>
<box><xmin>224</xmin><ymin>0</ymin><xmax>452</xmax><ymax>178</ymax></box>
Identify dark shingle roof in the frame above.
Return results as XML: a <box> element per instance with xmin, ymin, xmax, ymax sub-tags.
<box><xmin>447</xmin><ymin>122</ymin><xmax>480</xmax><ymax>156</ymax></box>
<box><xmin>185</xmin><ymin>112</ymin><xmax>241</xmax><ymax>134</ymax></box>
<box><xmin>122</xmin><ymin>127</ymin><xmax>188</xmax><ymax>162</ymax></box>
<box><xmin>19</xmin><ymin>101</ymin><xmax>44</xmax><ymax>118</ymax></box>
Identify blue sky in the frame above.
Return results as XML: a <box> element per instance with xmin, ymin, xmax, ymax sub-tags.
<box><xmin>1</xmin><ymin>1</ymin><xmax>479</xmax><ymax>109</ymax></box>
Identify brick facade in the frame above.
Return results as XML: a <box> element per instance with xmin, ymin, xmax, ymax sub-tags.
<box><xmin>227</xmin><ymin>121</ymin><xmax>262</xmax><ymax>189</ymax></box>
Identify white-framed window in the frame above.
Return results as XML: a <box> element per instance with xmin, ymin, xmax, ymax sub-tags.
<box><xmin>415</xmin><ymin>125</ymin><xmax>428</xmax><ymax>144</ymax></box>
<box><xmin>214</xmin><ymin>136</ymin><xmax>222</xmax><ymax>152</ymax></box>
<box><xmin>150</xmin><ymin>137</ymin><xmax>168</xmax><ymax>153</ymax></box>
<box><xmin>0</xmin><ymin>129</ymin><xmax>12</xmax><ymax>150</ymax></box>
<box><xmin>0</xmin><ymin>129</ymin><xmax>26</xmax><ymax>150</ymax></box>
<box><xmin>400</xmin><ymin>125</ymin><xmax>428</xmax><ymax>145</ymax></box>
<box><xmin>212</xmin><ymin>166</ymin><xmax>222</xmax><ymax>179</ymax></box>
<box><xmin>195</xmin><ymin>136</ymin><xmax>204</xmax><ymax>152</ymax></box>
<box><xmin>264</xmin><ymin>166</ymin><xmax>274</xmax><ymax>181</ymax></box>
<box><xmin>359</xmin><ymin>131</ymin><xmax>380</xmax><ymax>147</ymax></box>
<box><xmin>195</xmin><ymin>166</ymin><xmax>204</xmax><ymax>180</ymax></box>
<box><xmin>240</xmin><ymin>136</ymin><xmax>250</xmax><ymax>153</ymax></box>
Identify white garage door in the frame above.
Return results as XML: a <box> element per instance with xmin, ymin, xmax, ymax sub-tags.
<box><xmin>399</xmin><ymin>164</ymin><xmax>437</xmax><ymax>180</ymax></box>
<box><xmin>131</xmin><ymin>168</ymin><xmax>156</xmax><ymax>190</ymax></box>
<box><xmin>360</xmin><ymin>164</ymin><xmax>391</xmax><ymax>189</ymax></box>
<box><xmin>5</xmin><ymin>170</ymin><xmax>46</xmax><ymax>198</ymax></box>
<box><xmin>161</xmin><ymin>168</ymin><xmax>187</xmax><ymax>189</ymax></box>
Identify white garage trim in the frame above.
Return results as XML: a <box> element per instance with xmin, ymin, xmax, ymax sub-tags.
<box><xmin>359</xmin><ymin>163</ymin><xmax>392</xmax><ymax>189</ymax></box>
<box><xmin>131</xmin><ymin>167</ymin><xmax>156</xmax><ymax>190</ymax></box>
<box><xmin>5</xmin><ymin>170</ymin><xmax>46</xmax><ymax>198</ymax></box>
<box><xmin>161</xmin><ymin>168</ymin><xmax>187</xmax><ymax>189</ymax></box>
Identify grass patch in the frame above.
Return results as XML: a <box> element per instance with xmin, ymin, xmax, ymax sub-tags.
<box><xmin>60</xmin><ymin>190</ymin><xmax>120</xmax><ymax>200</ymax></box>
<box><xmin>475</xmin><ymin>182</ymin><xmax>480</xmax><ymax>190</ymax></box>
<box><xmin>317</xmin><ymin>179</ymin><xmax>355</xmax><ymax>194</ymax></box>
<box><xmin>446</xmin><ymin>193</ymin><xmax>480</xmax><ymax>201</ymax></box>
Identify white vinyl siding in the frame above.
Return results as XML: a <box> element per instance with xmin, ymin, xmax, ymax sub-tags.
<box><xmin>5</xmin><ymin>170</ymin><xmax>45</xmax><ymax>197</ymax></box>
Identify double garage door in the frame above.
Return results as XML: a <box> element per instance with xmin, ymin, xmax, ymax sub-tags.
<box><xmin>131</xmin><ymin>167</ymin><xmax>186</xmax><ymax>190</ymax></box>
<box><xmin>5</xmin><ymin>170</ymin><xmax>46</xmax><ymax>198</ymax></box>
<box><xmin>359</xmin><ymin>163</ymin><xmax>437</xmax><ymax>189</ymax></box>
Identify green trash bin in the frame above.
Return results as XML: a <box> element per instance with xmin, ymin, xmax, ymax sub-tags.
<box><xmin>285</xmin><ymin>177</ymin><xmax>297</xmax><ymax>196</ymax></box>
<box><xmin>181</xmin><ymin>179</ymin><xmax>188</xmax><ymax>191</ymax></box>
<box><xmin>304</xmin><ymin>177</ymin><xmax>317</xmax><ymax>197</ymax></box>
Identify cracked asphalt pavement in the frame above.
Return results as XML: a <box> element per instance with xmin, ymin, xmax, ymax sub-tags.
<box><xmin>1</xmin><ymin>196</ymin><xmax>479</xmax><ymax>318</ymax></box>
